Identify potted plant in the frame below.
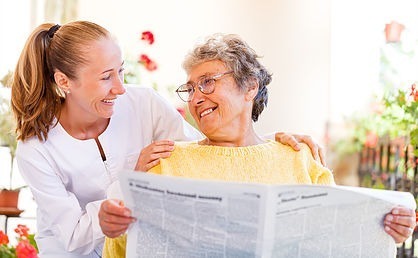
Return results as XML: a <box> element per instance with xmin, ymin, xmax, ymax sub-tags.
<box><xmin>0</xmin><ymin>72</ymin><xmax>22</xmax><ymax>212</ymax></box>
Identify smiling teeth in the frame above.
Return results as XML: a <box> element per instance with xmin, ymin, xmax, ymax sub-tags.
<box><xmin>200</xmin><ymin>108</ymin><xmax>213</xmax><ymax>117</ymax></box>
<box><xmin>102</xmin><ymin>99</ymin><xmax>114</xmax><ymax>103</ymax></box>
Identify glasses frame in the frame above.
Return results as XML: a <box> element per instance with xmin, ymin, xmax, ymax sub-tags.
<box><xmin>175</xmin><ymin>71</ymin><xmax>234</xmax><ymax>102</ymax></box>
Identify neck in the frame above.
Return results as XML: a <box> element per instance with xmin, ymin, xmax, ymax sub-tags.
<box><xmin>200</xmin><ymin>125</ymin><xmax>264</xmax><ymax>147</ymax></box>
<box><xmin>59</xmin><ymin>104</ymin><xmax>109</xmax><ymax>140</ymax></box>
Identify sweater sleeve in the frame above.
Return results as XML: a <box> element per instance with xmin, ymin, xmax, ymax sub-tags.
<box><xmin>103</xmin><ymin>235</ymin><xmax>126</xmax><ymax>258</ymax></box>
<box><xmin>149</xmin><ymin>164</ymin><xmax>162</xmax><ymax>175</ymax></box>
<box><xmin>299</xmin><ymin>144</ymin><xmax>335</xmax><ymax>186</ymax></box>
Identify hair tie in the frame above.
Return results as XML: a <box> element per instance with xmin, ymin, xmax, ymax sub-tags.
<box><xmin>47</xmin><ymin>24</ymin><xmax>61</xmax><ymax>38</ymax></box>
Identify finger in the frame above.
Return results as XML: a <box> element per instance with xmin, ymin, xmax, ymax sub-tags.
<box><xmin>152</xmin><ymin>140</ymin><xmax>175</xmax><ymax>146</ymax></box>
<box><xmin>149</xmin><ymin>144</ymin><xmax>175</xmax><ymax>154</ymax></box>
<box><xmin>386</xmin><ymin>213</ymin><xmax>416</xmax><ymax>228</ymax></box>
<box><xmin>392</xmin><ymin>206</ymin><xmax>416</xmax><ymax>217</ymax></box>
<box><xmin>318</xmin><ymin>147</ymin><xmax>327</xmax><ymax>166</ymax></box>
<box><xmin>299</xmin><ymin>135</ymin><xmax>320</xmax><ymax>162</ymax></box>
<box><xmin>104</xmin><ymin>226</ymin><xmax>130</xmax><ymax>238</ymax></box>
<box><xmin>102</xmin><ymin>199</ymin><xmax>130</xmax><ymax>216</ymax></box>
<box><xmin>149</xmin><ymin>151</ymin><xmax>173</xmax><ymax>160</ymax></box>
<box><xmin>279</xmin><ymin>134</ymin><xmax>301</xmax><ymax>151</ymax></box>
<box><xmin>144</xmin><ymin>158</ymin><xmax>161</xmax><ymax>171</ymax></box>
<box><xmin>384</xmin><ymin>224</ymin><xmax>409</xmax><ymax>244</ymax></box>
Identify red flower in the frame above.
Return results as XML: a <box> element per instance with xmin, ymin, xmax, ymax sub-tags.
<box><xmin>0</xmin><ymin>230</ymin><xmax>9</xmax><ymax>244</ymax></box>
<box><xmin>139</xmin><ymin>54</ymin><xmax>158</xmax><ymax>71</ymax></box>
<box><xmin>15</xmin><ymin>240</ymin><xmax>38</xmax><ymax>258</ymax></box>
<box><xmin>15</xmin><ymin>224</ymin><xmax>30</xmax><ymax>238</ymax></box>
<box><xmin>410</xmin><ymin>83</ymin><xmax>417</xmax><ymax>101</ymax></box>
<box><xmin>141</xmin><ymin>31</ymin><xmax>154</xmax><ymax>45</ymax></box>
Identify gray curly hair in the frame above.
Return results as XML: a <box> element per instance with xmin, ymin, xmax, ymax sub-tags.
<box><xmin>182</xmin><ymin>34</ymin><xmax>272</xmax><ymax>122</ymax></box>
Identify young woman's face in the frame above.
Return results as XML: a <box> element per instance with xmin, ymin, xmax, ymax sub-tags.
<box><xmin>67</xmin><ymin>38</ymin><xmax>125</xmax><ymax>119</ymax></box>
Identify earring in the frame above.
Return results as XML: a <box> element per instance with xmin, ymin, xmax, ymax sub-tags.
<box><xmin>66</xmin><ymin>90</ymin><xmax>70</xmax><ymax>94</ymax></box>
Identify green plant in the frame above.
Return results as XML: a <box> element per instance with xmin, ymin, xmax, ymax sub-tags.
<box><xmin>333</xmin><ymin>84</ymin><xmax>418</xmax><ymax>157</ymax></box>
<box><xmin>381</xmin><ymin>83</ymin><xmax>418</xmax><ymax>155</ymax></box>
<box><xmin>0</xmin><ymin>224</ymin><xmax>38</xmax><ymax>258</ymax></box>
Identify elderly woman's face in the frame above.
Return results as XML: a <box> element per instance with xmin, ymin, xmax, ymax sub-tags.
<box><xmin>187</xmin><ymin>60</ymin><xmax>253</xmax><ymax>139</ymax></box>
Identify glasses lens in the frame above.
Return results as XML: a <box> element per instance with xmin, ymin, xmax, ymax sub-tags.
<box><xmin>177</xmin><ymin>84</ymin><xmax>194</xmax><ymax>102</ymax></box>
<box><xmin>199</xmin><ymin>78</ymin><xmax>216</xmax><ymax>94</ymax></box>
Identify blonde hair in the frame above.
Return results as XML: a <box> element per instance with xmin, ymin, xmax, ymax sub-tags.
<box><xmin>11</xmin><ymin>21</ymin><xmax>110</xmax><ymax>141</ymax></box>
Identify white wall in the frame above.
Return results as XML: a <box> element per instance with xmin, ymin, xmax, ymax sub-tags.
<box><xmin>2</xmin><ymin>0</ymin><xmax>417</xmax><ymax>147</ymax></box>
<box><xmin>77</xmin><ymin>0</ymin><xmax>332</xmax><ymax>143</ymax></box>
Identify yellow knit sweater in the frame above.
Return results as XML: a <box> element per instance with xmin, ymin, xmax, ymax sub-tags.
<box><xmin>103</xmin><ymin>140</ymin><xmax>334</xmax><ymax>257</ymax></box>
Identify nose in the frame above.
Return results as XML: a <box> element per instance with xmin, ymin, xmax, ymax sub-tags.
<box><xmin>189</xmin><ymin>87</ymin><xmax>205</xmax><ymax>105</ymax></box>
<box><xmin>111</xmin><ymin>74</ymin><xmax>126</xmax><ymax>95</ymax></box>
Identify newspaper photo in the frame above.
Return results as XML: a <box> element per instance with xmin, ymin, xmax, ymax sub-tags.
<box><xmin>118</xmin><ymin>171</ymin><xmax>416</xmax><ymax>258</ymax></box>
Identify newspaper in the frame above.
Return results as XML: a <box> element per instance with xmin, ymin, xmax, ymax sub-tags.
<box><xmin>118</xmin><ymin>171</ymin><xmax>416</xmax><ymax>258</ymax></box>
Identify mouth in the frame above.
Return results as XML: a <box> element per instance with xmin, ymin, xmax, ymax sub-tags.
<box><xmin>101</xmin><ymin>98</ymin><xmax>116</xmax><ymax>104</ymax></box>
<box><xmin>200</xmin><ymin>107</ymin><xmax>217</xmax><ymax>118</ymax></box>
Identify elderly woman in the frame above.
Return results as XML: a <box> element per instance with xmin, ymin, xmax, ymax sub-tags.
<box><xmin>101</xmin><ymin>34</ymin><xmax>416</xmax><ymax>257</ymax></box>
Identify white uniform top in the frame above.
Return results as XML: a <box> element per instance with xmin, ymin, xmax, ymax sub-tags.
<box><xmin>16</xmin><ymin>86</ymin><xmax>202</xmax><ymax>257</ymax></box>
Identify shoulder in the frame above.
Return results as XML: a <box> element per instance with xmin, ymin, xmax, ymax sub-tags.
<box><xmin>172</xmin><ymin>141</ymin><xmax>199</xmax><ymax>154</ymax></box>
<box><xmin>122</xmin><ymin>84</ymin><xmax>158</xmax><ymax>101</ymax></box>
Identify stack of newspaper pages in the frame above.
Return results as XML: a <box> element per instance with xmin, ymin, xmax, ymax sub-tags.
<box><xmin>119</xmin><ymin>171</ymin><xmax>416</xmax><ymax>258</ymax></box>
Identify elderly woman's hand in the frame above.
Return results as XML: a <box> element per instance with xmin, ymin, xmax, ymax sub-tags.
<box><xmin>275</xmin><ymin>132</ymin><xmax>326</xmax><ymax>166</ymax></box>
<box><xmin>135</xmin><ymin>140</ymin><xmax>175</xmax><ymax>171</ymax></box>
<box><xmin>98</xmin><ymin>199</ymin><xmax>136</xmax><ymax>238</ymax></box>
<box><xmin>384</xmin><ymin>206</ymin><xmax>416</xmax><ymax>244</ymax></box>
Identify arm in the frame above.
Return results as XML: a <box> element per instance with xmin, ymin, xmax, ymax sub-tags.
<box><xmin>384</xmin><ymin>206</ymin><xmax>416</xmax><ymax>243</ymax></box>
<box><xmin>16</xmin><ymin>143</ymin><xmax>105</xmax><ymax>254</ymax></box>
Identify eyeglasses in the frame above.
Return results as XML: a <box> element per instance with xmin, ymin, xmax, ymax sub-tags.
<box><xmin>175</xmin><ymin>71</ymin><xmax>234</xmax><ymax>102</ymax></box>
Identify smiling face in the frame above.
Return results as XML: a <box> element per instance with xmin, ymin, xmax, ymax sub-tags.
<box><xmin>187</xmin><ymin>60</ymin><xmax>256</xmax><ymax>144</ymax></box>
<box><xmin>57</xmin><ymin>37</ymin><xmax>126</xmax><ymax>121</ymax></box>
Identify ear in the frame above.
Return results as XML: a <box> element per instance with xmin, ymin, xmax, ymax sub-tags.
<box><xmin>244</xmin><ymin>79</ymin><xmax>259</xmax><ymax>102</ymax></box>
<box><xmin>54</xmin><ymin>71</ymin><xmax>71</xmax><ymax>92</ymax></box>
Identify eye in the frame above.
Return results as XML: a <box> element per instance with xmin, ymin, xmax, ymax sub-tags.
<box><xmin>101</xmin><ymin>74</ymin><xmax>111</xmax><ymax>80</ymax></box>
<box><xmin>201</xmin><ymin>78</ymin><xmax>215</xmax><ymax>87</ymax></box>
<box><xmin>119</xmin><ymin>67</ymin><xmax>125</xmax><ymax>74</ymax></box>
<box><xmin>178</xmin><ymin>85</ymin><xmax>193</xmax><ymax>93</ymax></box>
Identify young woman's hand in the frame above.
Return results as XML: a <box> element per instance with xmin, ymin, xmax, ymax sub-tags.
<box><xmin>98</xmin><ymin>199</ymin><xmax>136</xmax><ymax>238</ymax></box>
<box><xmin>275</xmin><ymin>132</ymin><xmax>326</xmax><ymax>166</ymax></box>
<box><xmin>135</xmin><ymin>140</ymin><xmax>175</xmax><ymax>171</ymax></box>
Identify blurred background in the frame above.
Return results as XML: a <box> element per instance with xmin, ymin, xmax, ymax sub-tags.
<box><xmin>0</xmin><ymin>0</ymin><xmax>417</xmax><ymax>251</ymax></box>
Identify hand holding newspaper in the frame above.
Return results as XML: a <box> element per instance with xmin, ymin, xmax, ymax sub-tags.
<box><xmin>118</xmin><ymin>170</ymin><xmax>416</xmax><ymax>258</ymax></box>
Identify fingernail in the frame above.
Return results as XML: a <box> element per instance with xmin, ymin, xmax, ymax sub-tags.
<box><xmin>385</xmin><ymin>226</ymin><xmax>390</xmax><ymax>232</ymax></box>
<box><xmin>387</xmin><ymin>215</ymin><xmax>393</xmax><ymax>221</ymax></box>
<box><xmin>392</xmin><ymin>209</ymin><xmax>399</xmax><ymax>215</ymax></box>
<box><xmin>124</xmin><ymin>211</ymin><xmax>131</xmax><ymax>217</ymax></box>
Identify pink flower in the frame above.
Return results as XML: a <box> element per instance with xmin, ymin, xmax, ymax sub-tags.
<box><xmin>364</xmin><ymin>131</ymin><xmax>378</xmax><ymax>148</ymax></box>
<box><xmin>15</xmin><ymin>224</ymin><xmax>30</xmax><ymax>238</ymax></box>
<box><xmin>141</xmin><ymin>31</ymin><xmax>154</xmax><ymax>45</ymax></box>
<box><xmin>15</xmin><ymin>240</ymin><xmax>38</xmax><ymax>258</ymax></box>
<box><xmin>139</xmin><ymin>54</ymin><xmax>158</xmax><ymax>71</ymax></box>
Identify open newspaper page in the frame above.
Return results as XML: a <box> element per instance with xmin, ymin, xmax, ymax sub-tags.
<box><xmin>119</xmin><ymin>171</ymin><xmax>269</xmax><ymax>257</ymax></box>
<box><xmin>119</xmin><ymin>171</ymin><xmax>416</xmax><ymax>258</ymax></box>
<box><xmin>262</xmin><ymin>185</ymin><xmax>416</xmax><ymax>258</ymax></box>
